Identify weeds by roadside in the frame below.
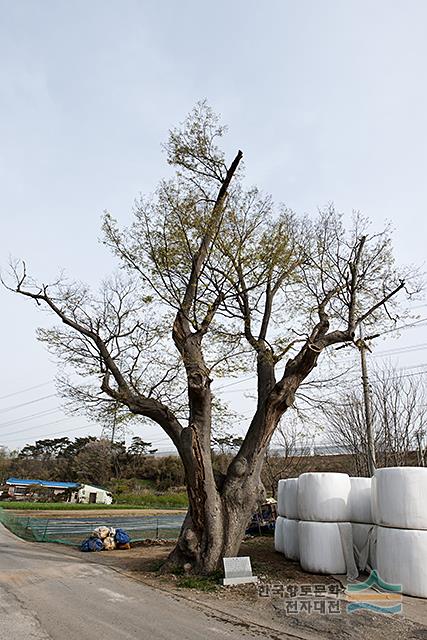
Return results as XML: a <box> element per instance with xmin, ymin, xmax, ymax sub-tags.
<box><xmin>176</xmin><ymin>576</ymin><xmax>219</xmax><ymax>592</ymax></box>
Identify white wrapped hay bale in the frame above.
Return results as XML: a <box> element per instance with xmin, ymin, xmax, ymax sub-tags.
<box><xmin>277</xmin><ymin>478</ymin><xmax>298</xmax><ymax>519</ymax></box>
<box><xmin>283</xmin><ymin>518</ymin><xmax>299</xmax><ymax>562</ymax></box>
<box><xmin>298</xmin><ymin>472</ymin><xmax>351</xmax><ymax>522</ymax></box>
<box><xmin>299</xmin><ymin>521</ymin><xmax>349</xmax><ymax>574</ymax></box>
<box><xmin>274</xmin><ymin>515</ymin><xmax>285</xmax><ymax>554</ymax></box>
<box><xmin>372</xmin><ymin>467</ymin><xmax>427</xmax><ymax>530</ymax></box>
<box><xmin>376</xmin><ymin>526</ymin><xmax>427</xmax><ymax>598</ymax></box>
<box><xmin>348</xmin><ymin>477</ymin><xmax>372</xmax><ymax>524</ymax></box>
<box><xmin>352</xmin><ymin>523</ymin><xmax>376</xmax><ymax>570</ymax></box>
<box><xmin>274</xmin><ymin>516</ymin><xmax>299</xmax><ymax>560</ymax></box>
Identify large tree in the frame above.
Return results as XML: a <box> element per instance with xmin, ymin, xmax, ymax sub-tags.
<box><xmin>5</xmin><ymin>102</ymin><xmax>418</xmax><ymax>573</ymax></box>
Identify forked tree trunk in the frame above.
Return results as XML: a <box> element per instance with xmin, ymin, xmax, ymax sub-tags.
<box><xmin>164</xmin><ymin>467</ymin><xmax>263</xmax><ymax>574</ymax></box>
<box><xmin>164</xmin><ymin>405</ymin><xmax>274</xmax><ymax>574</ymax></box>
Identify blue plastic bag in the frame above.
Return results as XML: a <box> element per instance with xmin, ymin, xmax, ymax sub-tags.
<box><xmin>88</xmin><ymin>537</ymin><xmax>104</xmax><ymax>551</ymax></box>
<box><xmin>115</xmin><ymin>528</ymin><xmax>131</xmax><ymax>545</ymax></box>
<box><xmin>80</xmin><ymin>538</ymin><xmax>91</xmax><ymax>552</ymax></box>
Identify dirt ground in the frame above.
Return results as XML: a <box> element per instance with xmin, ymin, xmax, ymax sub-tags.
<box><xmin>56</xmin><ymin>535</ymin><xmax>427</xmax><ymax>640</ymax></box>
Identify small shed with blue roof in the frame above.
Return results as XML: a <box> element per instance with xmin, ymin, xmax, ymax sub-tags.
<box><xmin>5</xmin><ymin>477</ymin><xmax>112</xmax><ymax>504</ymax></box>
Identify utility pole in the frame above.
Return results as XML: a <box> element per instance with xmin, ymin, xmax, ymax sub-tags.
<box><xmin>110</xmin><ymin>404</ymin><xmax>117</xmax><ymax>445</ymax></box>
<box><xmin>356</xmin><ymin>327</ymin><xmax>377</xmax><ymax>477</ymax></box>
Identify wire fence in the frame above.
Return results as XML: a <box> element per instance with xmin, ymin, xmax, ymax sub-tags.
<box><xmin>0</xmin><ymin>508</ymin><xmax>184</xmax><ymax>546</ymax></box>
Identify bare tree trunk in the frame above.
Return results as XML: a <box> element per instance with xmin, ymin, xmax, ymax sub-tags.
<box><xmin>165</xmin><ymin>376</ymin><xmax>285</xmax><ymax>573</ymax></box>
<box><xmin>164</xmin><ymin>460</ymin><xmax>263</xmax><ymax>573</ymax></box>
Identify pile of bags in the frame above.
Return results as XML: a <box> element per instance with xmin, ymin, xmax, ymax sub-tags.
<box><xmin>80</xmin><ymin>526</ymin><xmax>131</xmax><ymax>552</ymax></box>
<box><xmin>274</xmin><ymin>468</ymin><xmax>427</xmax><ymax>598</ymax></box>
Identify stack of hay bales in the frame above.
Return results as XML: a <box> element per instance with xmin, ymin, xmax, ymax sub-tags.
<box><xmin>373</xmin><ymin>467</ymin><xmax>427</xmax><ymax>598</ymax></box>
<box><xmin>297</xmin><ymin>472</ymin><xmax>353</xmax><ymax>575</ymax></box>
<box><xmin>348</xmin><ymin>477</ymin><xmax>376</xmax><ymax>570</ymax></box>
<box><xmin>275</xmin><ymin>478</ymin><xmax>299</xmax><ymax>561</ymax></box>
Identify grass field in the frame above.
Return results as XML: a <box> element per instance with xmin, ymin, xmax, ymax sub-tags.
<box><xmin>1</xmin><ymin>493</ymin><xmax>188</xmax><ymax>511</ymax></box>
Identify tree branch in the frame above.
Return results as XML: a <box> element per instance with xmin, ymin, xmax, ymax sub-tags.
<box><xmin>179</xmin><ymin>150</ymin><xmax>243</xmax><ymax>321</ymax></box>
<box><xmin>11</xmin><ymin>273</ymin><xmax>184</xmax><ymax>448</ymax></box>
<box><xmin>357</xmin><ymin>279</ymin><xmax>406</xmax><ymax>325</ymax></box>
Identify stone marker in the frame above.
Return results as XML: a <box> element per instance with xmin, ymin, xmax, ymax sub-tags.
<box><xmin>223</xmin><ymin>556</ymin><xmax>258</xmax><ymax>586</ymax></box>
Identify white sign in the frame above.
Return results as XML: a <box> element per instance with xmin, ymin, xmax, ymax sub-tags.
<box><xmin>223</xmin><ymin>556</ymin><xmax>258</xmax><ymax>586</ymax></box>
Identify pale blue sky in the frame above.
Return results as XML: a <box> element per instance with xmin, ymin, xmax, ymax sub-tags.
<box><xmin>0</xmin><ymin>1</ymin><xmax>426</xmax><ymax>451</ymax></box>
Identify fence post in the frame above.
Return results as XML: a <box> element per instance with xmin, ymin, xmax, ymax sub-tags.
<box><xmin>156</xmin><ymin>518</ymin><xmax>159</xmax><ymax>539</ymax></box>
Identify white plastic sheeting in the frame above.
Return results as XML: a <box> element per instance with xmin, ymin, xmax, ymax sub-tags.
<box><xmin>348</xmin><ymin>477</ymin><xmax>372</xmax><ymax>524</ymax></box>
<box><xmin>277</xmin><ymin>478</ymin><xmax>298</xmax><ymax>519</ymax></box>
<box><xmin>376</xmin><ymin>526</ymin><xmax>427</xmax><ymax>598</ymax></box>
<box><xmin>372</xmin><ymin>467</ymin><xmax>427</xmax><ymax>530</ymax></box>
<box><xmin>352</xmin><ymin>523</ymin><xmax>376</xmax><ymax>570</ymax></box>
<box><xmin>299</xmin><ymin>521</ymin><xmax>349</xmax><ymax>574</ymax></box>
<box><xmin>352</xmin><ymin>522</ymin><xmax>370</xmax><ymax>553</ymax></box>
<box><xmin>298</xmin><ymin>473</ymin><xmax>351</xmax><ymax>522</ymax></box>
<box><xmin>338</xmin><ymin>522</ymin><xmax>359</xmax><ymax>580</ymax></box>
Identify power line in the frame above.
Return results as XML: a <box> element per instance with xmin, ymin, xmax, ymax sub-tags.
<box><xmin>372</xmin><ymin>342</ymin><xmax>427</xmax><ymax>357</ymax></box>
<box><xmin>217</xmin><ymin>387</ymin><xmax>256</xmax><ymax>395</ymax></box>
<box><xmin>0</xmin><ymin>394</ymin><xmax>57</xmax><ymax>415</ymax></box>
<box><xmin>0</xmin><ymin>381</ymin><xmax>53</xmax><ymax>401</ymax></box>
<box><xmin>377</xmin><ymin>317</ymin><xmax>427</xmax><ymax>336</ymax></box>
<box><xmin>0</xmin><ymin>407</ymin><xmax>64</xmax><ymax>429</ymax></box>
<box><xmin>1</xmin><ymin>427</ymin><xmax>172</xmax><ymax>449</ymax></box>
<box><xmin>0</xmin><ymin>415</ymin><xmax>79</xmax><ymax>438</ymax></box>
<box><xmin>214</xmin><ymin>375</ymin><xmax>255</xmax><ymax>390</ymax></box>
<box><xmin>398</xmin><ymin>362</ymin><xmax>427</xmax><ymax>371</ymax></box>
<box><xmin>409</xmin><ymin>303</ymin><xmax>427</xmax><ymax>310</ymax></box>
<box><xmin>400</xmin><ymin>369</ymin><xmax>427</xmax><ymax>379</ymax></box>
<box><xmin>0</xmin><ymin>423</ymin><xmax>101</xmax><ymax>445</ymax></box>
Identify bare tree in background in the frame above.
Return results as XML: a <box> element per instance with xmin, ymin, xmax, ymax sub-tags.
<box><xmin>323</xmin><ymin>367</ymin><xmax>426</xmax><ymax>473</ymax></box>
<box><xmin>375</xmin><ymin>368</ymin><xmax>426</xmax><ymax>467</ymax></box>
<box><xmin>4</xmin><ymin>103</ymin><xmax>419</xmax><ymax>573</ymax></box>
<box><xmin>323</xmin><ymin>389</ymin><xmax>380</xmax><ymax>476</ymax></box>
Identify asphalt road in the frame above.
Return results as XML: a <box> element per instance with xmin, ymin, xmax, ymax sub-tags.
<box><xmin>0</xmin><ymin>524</ymin><xmax>280</xmax><ymax>640</ymax></box>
